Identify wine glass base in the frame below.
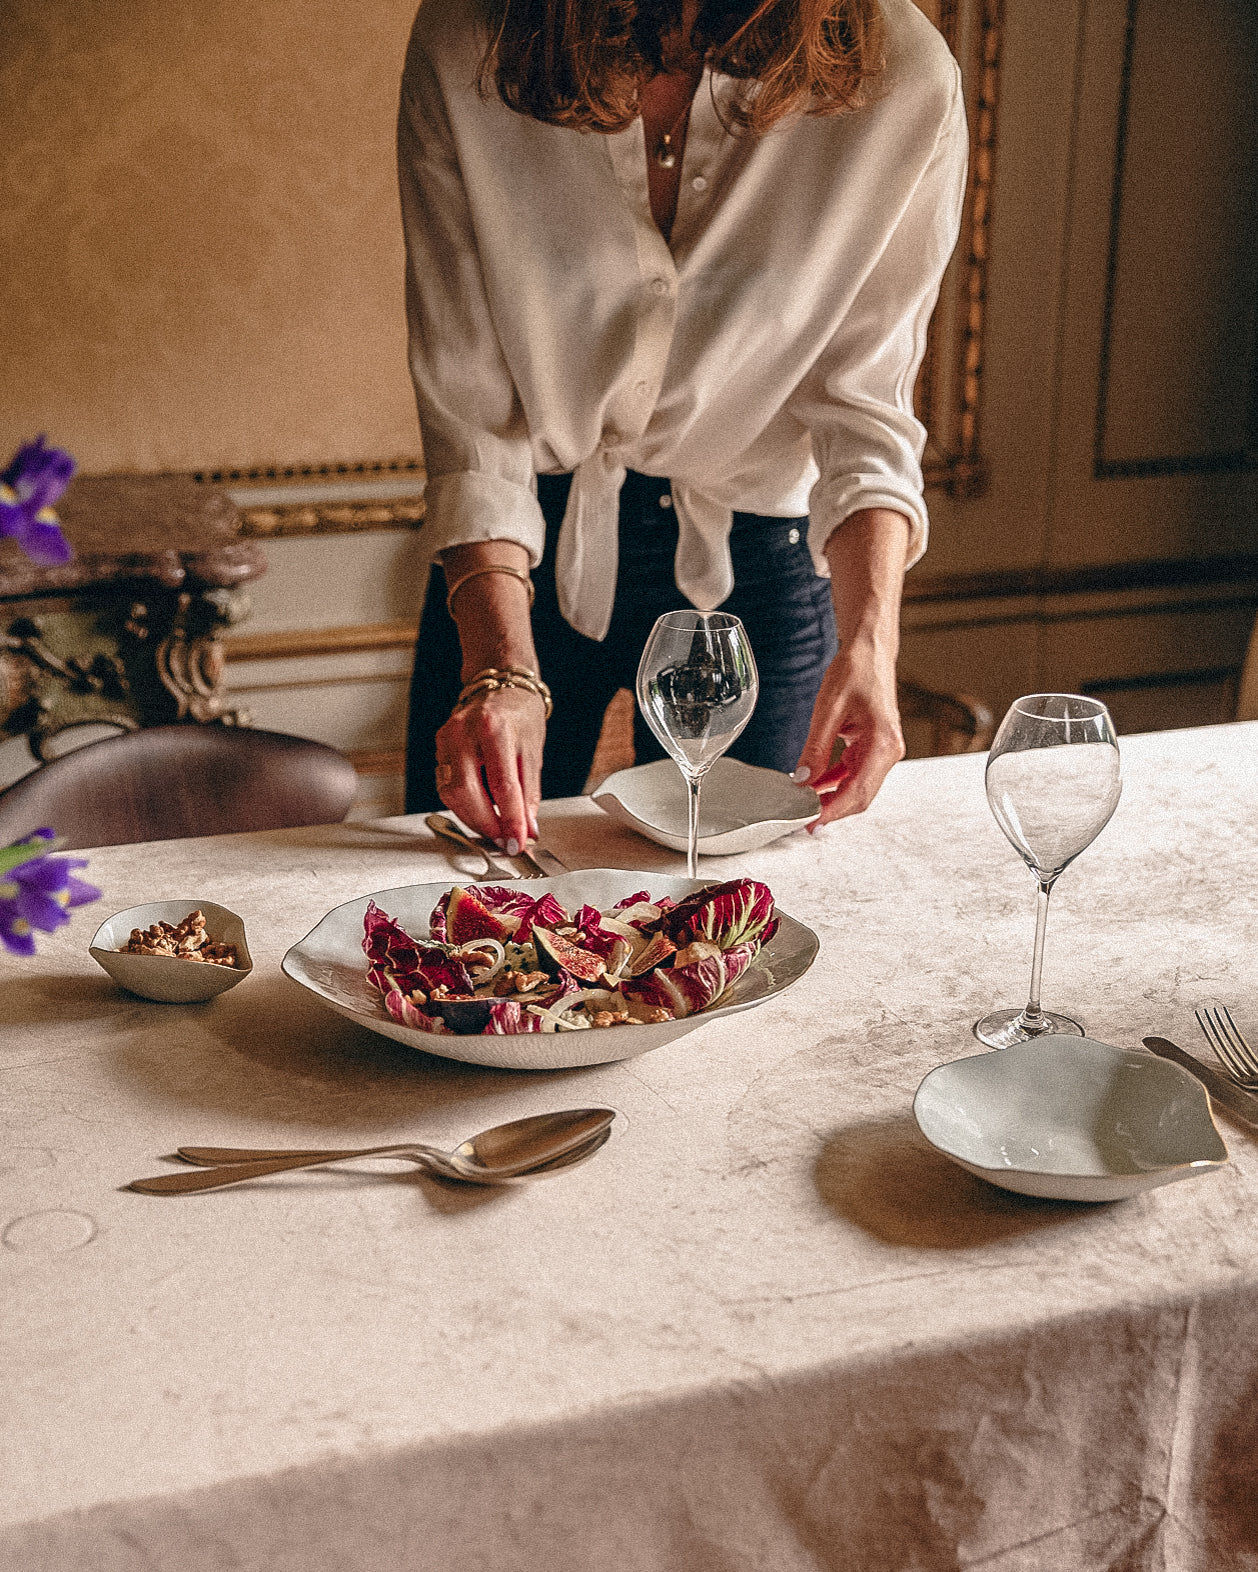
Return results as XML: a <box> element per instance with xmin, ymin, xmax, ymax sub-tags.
<box><xmin>973</xmin><ymin>1008</ymin><xmax>1085</xmax><ymax>1050</ymax></box>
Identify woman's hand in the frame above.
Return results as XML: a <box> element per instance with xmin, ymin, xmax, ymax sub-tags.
<box><xmin>796</xmin><ymin>505</ymin><xmax>912</xmax><ymax>827</ymax></box>
<box><xmin>435</xmin><ymin>685</ymin><xmax>545</xmax><ymax>853</ymax></box>
<box><xmin>794</xmin><ymin>636</ymin><xmax>905</xmax><ymax>827</ymax></box>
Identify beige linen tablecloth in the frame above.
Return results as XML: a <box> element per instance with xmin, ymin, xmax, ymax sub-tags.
<box><xmin>3</xmin><ymin>724</ymin><xmax>1258</xmax><ymax>1571</ymax></box>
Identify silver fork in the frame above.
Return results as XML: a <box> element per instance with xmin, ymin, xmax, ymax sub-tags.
<box><xmin>1195</xmin><ymin>1004</ymin><xmax>1258</xmax><ymax>1089</ymax></box>
<box><xmin>425</xmin><ymin>813</ymin><xmax>549</xmax><ymax>879</ymax></box>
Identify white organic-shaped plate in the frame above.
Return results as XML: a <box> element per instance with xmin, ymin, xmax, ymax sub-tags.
<box><xmin>90</xmin><ymin>899</ymin><xmax>252</xmax><ymax>1003</ymax></box>
<box><xmin>282</xmin><ymin>869</ymin><xmax>818</xmax><ymax>1070</ymax></box>
<box><xmin>593</xmin><ymin>757</ymin><xmax>820</xmax><ymax>855</ymax></box>
<box><xmin>913</xmin><ymin>1035</ymin><xmax>1228</xmax><ymax>1202</ymax></box>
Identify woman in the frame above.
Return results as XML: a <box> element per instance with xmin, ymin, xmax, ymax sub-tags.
<box><xmin>399</xmin><ymin>0</ymin><xmax>967</xmax><ymax>851</ymax></box>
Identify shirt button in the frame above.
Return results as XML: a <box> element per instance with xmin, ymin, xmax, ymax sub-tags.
<box><xmin>650</xmin><ymin>277</ymin><xmax>670</xmax><ymax>297</ymax></box>
<box><xmin>788</xmin><ymin>526</ymin><xmax>801</xmax><ymax>545</ymax></box>
<box><xmin>691</xmin><ymin>175</ymin><xmax>707</xmax><ymax>192</ymax></box>
<box><xmin>659</xmin><ymin>493</ymin><xmax>673</xmax><ymax>509</ymax></box>
<box><xmin>634</xmin><ymin>380</ymin><xmax>650</xmax><ymax>397</ymax></box>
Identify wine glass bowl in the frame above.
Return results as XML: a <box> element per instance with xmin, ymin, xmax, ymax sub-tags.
<box><xmin>975</xmin><ymin>694</ymin><xmax>1121</xmax><ymax>1050</ymax></box>
<box><xmin>636</xmin><ymin>610</ymin><xmax>758</xmax><ymax>876</ymax></box>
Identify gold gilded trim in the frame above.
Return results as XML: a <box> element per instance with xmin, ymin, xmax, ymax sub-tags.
<box><xmin>238</xmin><ymin>497</ymin><xmax>426</xmax><ymax>537</ymax></box>
<box><xmin>225</xmin><ymin>621</ymin><xmax>418</xmax><ymax>660</ymax></box>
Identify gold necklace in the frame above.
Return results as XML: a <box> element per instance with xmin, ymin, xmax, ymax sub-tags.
<box><xmin>654</xmin><ymin>101</ymin><xmax>692</xmax><ymax>168</ymax></box>
<box><xmin>650</xmin><ymin>62</ymin><xmax>704</xmax><ymax>168</ymax></box>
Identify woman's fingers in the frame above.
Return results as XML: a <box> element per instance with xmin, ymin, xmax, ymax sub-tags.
<box><xmin>435</xmin><ymin>690</ymin><xmax>545</xmax><ymax>850</ymax></box>
<box><xmin>436</xmin><ymin>735</ymin><xmax>501</xmax><ymax>845</ymax></box>
<box><xmin>796</xmin><ymin>646</ymin><xmax>905</xmax><ymax>828</ymax></box>
<box><xmin>793</xmin><ymin>685</ymin><xmax>845</xmax><ymax>793</ymax></box>
<box><xmin>480</xmin><ymin>729</ymin><xmax>531</xmax><ymax>853</ymax></box>
<box><xmin>812</xmin><ymin>726</ymin><xmax>902</xmax><ymax>826</ymax></box>
<box><xmin>519</xmin><ymin>738</ymin><xmax>542</xmax><ymax>843</ymax></box>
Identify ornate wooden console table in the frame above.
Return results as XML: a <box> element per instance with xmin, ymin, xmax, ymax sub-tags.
<box><xmin>0</xmin><ymin>474</ymin><xmax>265</xmax><ymax>765</ymax></box>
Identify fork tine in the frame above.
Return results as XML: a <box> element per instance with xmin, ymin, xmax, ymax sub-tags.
<box><xmin>1196</xmin><ymin>1007</ymin><xmax>1231</xmax><ymax>1069</ymax></box>
<box><xmin>1197</xmin><ymin>1006</ymin><xmax>1254</xmax><ymax>1084</ymax></box>
<box><xmin>1220</xmin><ymin>1005</ymin><xmax>1258</xmax><ymax>1080</ymax></box>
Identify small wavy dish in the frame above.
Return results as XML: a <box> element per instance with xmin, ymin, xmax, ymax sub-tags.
<box><xmin>913</xmin><ymin>1035</ymin><xmax>1228</xmax><ymax>1203</ymax></box>
<box><xmin>593</xmin><ymin>757</ymin><xmax>820</xmax><ymax>856</ymax></box>
<box><xmin>90</xmin><ymin>900</ymin><xmax>252</xmax><ymax>1003</ymax></box>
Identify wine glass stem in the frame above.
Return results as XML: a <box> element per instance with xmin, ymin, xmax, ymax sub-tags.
<box><xmin>1022</xmin><ymin>877</ymin><xmax>1055</xmax><ymax>1030</ymax></box>
<box><xmin>686</xmin><ymin>773</ymin><xmax>702</xmax><ymax>879</ymax></box>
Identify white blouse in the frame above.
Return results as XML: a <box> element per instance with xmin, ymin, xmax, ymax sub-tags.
<box><xmin>398</xmin><ymin>0</ymin><xmax>967</xmax><ymax>640</ymax></box>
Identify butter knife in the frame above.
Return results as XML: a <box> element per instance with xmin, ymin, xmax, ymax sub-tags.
<box><xmin>524</xmin><ymin>842</ymin><xmax>568</xmax><ymax>876</ymax></box>
<box><xmin>1143</xmin><ymin>1036</ymin><xmax>1258</xmax><ymax>1128</ymax></box>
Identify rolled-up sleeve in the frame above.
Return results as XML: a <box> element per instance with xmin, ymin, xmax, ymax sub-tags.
<box><xmin>397</xmin><ymin>43</ymin><xmax>545</xmax><ymax>565</ymax></box>
<box><xmin>791</xmin><ymin>59</ymin><xmax>969</xmax><ymax>576</ymax></box>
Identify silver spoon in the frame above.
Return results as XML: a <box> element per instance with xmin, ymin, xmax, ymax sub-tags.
<box><xmin>127</xmin><ymin>1108</ymin><xmax>615</xmax><ymax>1195</ymax></box>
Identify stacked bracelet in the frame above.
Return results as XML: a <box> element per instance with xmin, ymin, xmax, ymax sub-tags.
<box><xmin>445</xmin><ymin>564</ymin><xmax>535</xmax><ymax>618</ymax></box>
<box><xmin>456</xmin><ymin>665</ymin><xmax>553</xmax><ymax>719</ymax></box>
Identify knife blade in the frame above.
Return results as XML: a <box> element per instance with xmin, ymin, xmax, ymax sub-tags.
<box><xmin>523</xmin><ymin>842</ymin><xmax>567</xmax><ymax>876</ymax></box>
<box><xmin>1143</xmin><ymin>1036</ymin><xmax>1258</xmax><ymax>1128</ymax></box>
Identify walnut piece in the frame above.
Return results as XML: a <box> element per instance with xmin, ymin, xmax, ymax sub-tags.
<box><xmin>119</xmin><ymin>910</ymin><xmax>241</xmax><ymax>968</ymax></box>
<box><xmin>494</xmin><ymin>968</ymin><xmax>549</xmax><ymax>996</ymax></box>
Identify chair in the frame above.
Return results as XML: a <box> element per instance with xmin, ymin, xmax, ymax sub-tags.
<box><xmin>0</xmin><ymin>725</ymin><xmax>359</xmax><ymax>850</ymax></box>
<box><xmin>897</xmin><ymin>678</ymin><xmax>995</xmax><ymax>755</ymax></box>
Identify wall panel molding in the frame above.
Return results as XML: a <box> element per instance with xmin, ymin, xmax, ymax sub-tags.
<box><xmin>917</xmin><ymin>0</ymin><xmax>1004</xmax><ymax>500</ymax></box>
<box><xmin>1092</xmin><ymin>0</ymin><xmax>1258</xmax><ymax>481</ymax></box>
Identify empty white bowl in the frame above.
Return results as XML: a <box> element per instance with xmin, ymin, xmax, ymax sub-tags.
<box><xmin>593</xmin><ymin>757</ymin><xmax>820</xmax><ymax>855</ymax></box>
<box><xmin>90</xmin><ymin>900</ymin><xmax>252</xmax><ymax>1003</ymax></box>
<box><xmin>913</xmin><ymin>1035</ymin><xmax>1228</xmax><ymax>1202</ymax></box>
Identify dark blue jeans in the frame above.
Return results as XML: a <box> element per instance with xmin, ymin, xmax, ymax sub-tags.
<box><xmin>405</xmin><ymin>470</ymin><xmax>838</xmax><ymax>809</ymax></box>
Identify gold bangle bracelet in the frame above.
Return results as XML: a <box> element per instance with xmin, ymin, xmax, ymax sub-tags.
<box><xmin>455</xmin><ymin>668</ymin><xmax>553</xmax><ymax>720</ymax></box>
<box><xmin>444</xmin><ymin>564</ymin><xmax>535</xmax><ymax>618</ymax></box>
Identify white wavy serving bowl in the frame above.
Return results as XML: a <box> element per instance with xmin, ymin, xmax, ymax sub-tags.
<box><xmin>593</xmin><ymin>758</ymin><xmax>820</xmax><ymax>855</ymax></box>
<box><xmin>282</xmin><ymin>869</ymin><xmax>818</xmax><ymax>1071</ymax></box>
<box><xmin>913</xmin><ymin>1035</ymin><xmax>1228</xmax><ymax>1203</ymax></box>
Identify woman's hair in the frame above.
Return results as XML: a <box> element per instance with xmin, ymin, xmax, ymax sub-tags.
<box><xmin>476</xmin><ymin>0</ymin><xmax>886</xmax><ymax>135</ymax></box>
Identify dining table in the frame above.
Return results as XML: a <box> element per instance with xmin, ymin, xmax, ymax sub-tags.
<box><xmin>3</xmin><ymin>721</ymin><xmax>1258</xmax><ymax>1572</ymax></box>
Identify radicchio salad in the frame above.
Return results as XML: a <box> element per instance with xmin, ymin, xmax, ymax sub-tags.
<box><xmin>362</xmin><ymin>879</ymin><xmax>779</xmax><ymax>1036</ymax></box>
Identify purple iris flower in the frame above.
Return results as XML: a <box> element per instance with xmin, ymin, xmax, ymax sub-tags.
<box><xmin>0</xmin><ymin>435</ymin><xmax>76</xmax><ymax>566</ymax></box>
<box><xmin>0</xmin><ymin>829</ymin><xmax>100</xmax><ymax>957</ymax></box>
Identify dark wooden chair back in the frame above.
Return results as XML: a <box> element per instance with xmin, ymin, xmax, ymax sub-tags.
<box><xmin>897</xmin><ymin>679</ymin><xmax>995</xmax><ymax>755</ymax></box>
<box><xmin>0</xmin><ymin>726</ymin><xmax>359</xmax><ymax>849</ymax></box>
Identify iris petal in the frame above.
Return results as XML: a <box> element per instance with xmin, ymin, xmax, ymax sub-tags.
<box><xmin>0</xmin><ymin>903</ymin><xmax>37</xmax><ymax>956</ymax></box>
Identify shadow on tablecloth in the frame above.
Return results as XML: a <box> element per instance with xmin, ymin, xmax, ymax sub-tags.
<box><xmin>80</xmin><ymin>962</ymin><xmax>612</xmax><ymax>1133</ymax></box>
<box><xmin>813</xmin><ymin>1112</ymin><xmax>1099</xmax><ymax>1247</ymax></box>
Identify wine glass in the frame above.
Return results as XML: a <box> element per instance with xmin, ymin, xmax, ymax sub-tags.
<box><xmin>975</xmin><ymin>693</ymin><xmax>1121</xmax><ymax>1049</ymax></box>
<box><xmin>636</xmin><ymin>610</ymin><xmax>758</xmax><ymax>877</ymax></box>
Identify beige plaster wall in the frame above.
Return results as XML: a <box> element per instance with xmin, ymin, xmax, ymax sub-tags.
<box><xmin>0</xmin><ymin>0</ymin><xmax>422</xmax><ymax>474</ymax></box>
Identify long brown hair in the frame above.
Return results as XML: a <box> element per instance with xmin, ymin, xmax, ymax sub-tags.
<box><xmin>476</xmin><ymin>0</ymin><xmax>886</xmax><ymax>135</ymax></box>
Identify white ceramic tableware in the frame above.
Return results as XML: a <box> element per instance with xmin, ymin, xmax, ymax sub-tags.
<box><xmin>913</xmin><ymin>1035</ymin><xmax>1228</xmax><ymax>1202</ymax></box>
<box><xmin>90</xmin><ymin>900</ymin><xmax>252</xmax><ymax>1003</ymax></box>
<box><xmin>593</xmin><ymin>757</ymin><xmax>820</xmax><ymax>856</ymax></box>
<box><xmin>282</xmin><ymin>869</ymin><xmax>818</xmax><ymax>1070</ymax></box>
